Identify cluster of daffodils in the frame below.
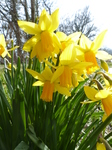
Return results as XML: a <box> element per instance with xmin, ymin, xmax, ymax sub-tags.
<box><xmin>17</xmin><ymin>8</ymin><xmax>112</xmax><ymax>104</ymax></box>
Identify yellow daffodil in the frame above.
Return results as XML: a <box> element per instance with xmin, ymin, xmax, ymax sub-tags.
<box><xmin>84</xmin><ymin>86</ymin><xmax>112</xmax><ymax>116</ymax></box>
<box><xmin>96</xmin><ymin>142</ymin><xmax>106</xmax><ymax>150</ymax></box>
<box><xmin>18</xmin><ymin>9</ymin><xmax>60</xmax><ymax>61</ymax></box>
<box><xmin>0</xmin><ymin>34</ymin><xmax>19</xmax><ymax>58</ymax></box>
<box><xmin>0</xmin><ymin>34</ymin><xmax>6</xmax><ymax>56</ymax></box>
<box><xmin>75</xmin><ymin>30</ymin><xmax>112</xmax><ymax>74</ymax></box>
<box><xmin>26</xmin><ymin>66</ymin><xmax>71</xmax><ymax>102</ymax></box>
<box><xmin>51</xmin><ymin>44</ymin><xmax>92</xmax><ymax>88</ymax></box>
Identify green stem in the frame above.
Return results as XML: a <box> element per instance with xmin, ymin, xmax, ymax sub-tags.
<box><xmin>11</xmin><ymin>39</ymin><xmax>14</xmax><ymax>87</ymax></box>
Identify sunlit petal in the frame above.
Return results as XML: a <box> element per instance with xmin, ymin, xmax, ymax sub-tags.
<box><xmin>26</xmin><ymin>69</ymin><xmax>44</xmax><ymax>80</ymax></box>
<box><xmin>96</xmin><ymin>50</ymin><xmax>112</xmax><ymax>60</ymax></box>
<box><xmin>1</xmin><ymin>50</ymin><xmax>7</xmax><ymax>58</ymax></box>
<box><xmin>18</xmin><ymin>20</ymin><xmax>41</xmax><ymax>34</ymax></box>
<box><xmin>55</xmin><ymin>84</ymin><xmax>71</xmax><ymax>96</ymax></box>
<box><xmin>39</xmin><ymin>9</ymin><xmax>52</xmax><ymax>31</ymax></box>
<box><xmin>80</xmin><ymin>34</ymin><xmax>92</xmax><ymax>50</ymax></box>
<box><xmin>41</xmin><ymin>66</ymin><xmax>53</xmax><ymax>81</ymax></box>
<box><xmin>95</xmin><ymin>90</ymin><xmax>110</xmax><ymax>99</ymax></box>
<box><xmin>60</xmin><ymin>44</ymin><xmax>77</xmax><ymax>65</ymax></box>
<box><xmin>50</xmin><ymin>9</ymin><xmax>59</xmax><ymax>32</ymax></box>
<box><xmin>33</xmin><ymin>81</ymin><xmax>44</xmax><ymax>86</ymax></box>
<box><xmin>51</xmin><ymin>66</ymin><xmax>64</xmax><ymax>83</ymax></box>
<box><xmin>23</xmin><ymin>35</ymin><xmax>41</xmax><ymax>52</ymax></box>
<box><xmin>56</xmin><ymin>31</ymin><xmax>67</xmax><ymax>41</ymax></box>
<box><xmin>0</xmin><ymin>34</ymin><xmax>6</xmax><ymax>47</ymax></box>
<box><xmin>93</xmin><ymin>30</ymin><xmax>107</xmax><ymax>52</ymax></box>
<box><xmin>84</xmin><ymin>86</ymin><xmax>98</xmax><ymax>101</ymax></box>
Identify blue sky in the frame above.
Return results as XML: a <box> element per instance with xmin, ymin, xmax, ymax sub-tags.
<box><xmin>55</xmin><ymin>0</ymin><xmax>112</xmax><ymax>49</ymax></box>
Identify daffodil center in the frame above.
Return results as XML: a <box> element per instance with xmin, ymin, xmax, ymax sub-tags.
<box><xmin>41</xmin><ymin>31</ymin><xmax>54</xmax><ymax>52</ymax></box>
<box><xmin>0</xmin><ymin>44</ymin><xmax>5</xmax><ymax>55</ymax></box>
<box><xmin>84</xmin><ymin>51</ymin><xmax>99</xmax><ymax>74</ymax></box>
<box><xmin>84</xmin><ymin>51</ymin><xmax>98</xmax><ymax>66</ymax></box>
<box><xmin>40</xmin><ymin>81</ymin><xmax>54</xmax><ymax>102</ymax></box>
<box><xmin>60</xmin><ymin>66</ymin><xmax>72</xmax><ymax>87</ymax></box>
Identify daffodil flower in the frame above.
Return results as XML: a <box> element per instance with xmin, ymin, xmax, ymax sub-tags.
<box><xmin>26</xmin><ymin>66</ymin><xmax>71</xmax><ymax>102</ymax></box>
<box><xmin>75</xmin><ymin>30</ymin><xmax>112</xmax><ymax>74</ymax></box>
<box><xmin>0</xmin><ymin>34</ymin><xmax>19</xmax><ymax>58</ymax></box>
<box><xmin>0</xmin><ymin>34</ymin><xmax>6</xmax><ymax>56</ymax></box>
<box><xmin>51</xmin><ymin>43</ymin><xmax>93</xmax><ymax>88</ymax></box>
<box><xmin>84</xmin><ymin>86</ymin><xmax>112</xmax><ymax>116</ymax></box>
<box><xmin>18</xmin><ymin>9</ymin><xmax>60</xmax><ymax>61</ymax></box>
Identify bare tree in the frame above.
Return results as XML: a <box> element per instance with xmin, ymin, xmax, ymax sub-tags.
<box><xmin>0</xmin><ymin>1</ymin><xmax>98</xmax><ymax>62</ymax></box>
<box><xmin>59</xmin><ymin>6</ymin><xmax>98</xmax><ymax>40</ymax></box>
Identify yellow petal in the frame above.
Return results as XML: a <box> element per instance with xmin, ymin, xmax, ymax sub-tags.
<box><xmin>8</xmin><ymin>46</ymin><xmax>19</xmax><ymax>51</ymax></box>
<box><xmin>39</xmin><ymin>9</ymin><xmax>51</xmax><ymax>31</ymax></box>
<box><xmin>52</xmin><ymin>33</ymin><xmax>61</xmax><ymax>49</ymax></box>
<box><xmin>70</xmin><ymin>62</ymin><xmax>93</xmax><ymax>70</ymax></box>
<box><xmin>96</xmin><ymin>142</ymin><xmax>106</xmax><ymax>150</ymax></box>
<box><xmin>1</xmin><ymin>50</ymin><xmax>8</xmax><ymax>58</ymax></box>
<box><xmin>33</xmin><ymin>81</ymin><xmax>44</xmax><ymax>86</ymax></box>
<box><xmin>95</xmin><ymin>90</ymin><xmax>110</xmax><ymax>99</ymax></box>
<box><xmin>23</xmin><ymin>35</ymin><xmax>41</xmax><ymax>52</ymax></box>
<box><xmin>68</xmin><ymin>32</ymin><xmax>81</xmax><ymax>43</ymax></box>
<box><xmin>93</xmin><ymin>30</ymin><xmax>107</xmax><ymax>52</ymax></box>
<box><xmin>60</xmin><ymin>44</ymin><xmax>76</xmax><ymax>65</ymax></box>
<box><xmin>26</xmin><ymin>69</ymin><xmax>44</xmax><ymax>81</ymax></box>
<box><xmin>56</xmin><ymin>31</ymin><xmax>67</xmax><ymax>41</ymax></box>
<box><xmin>84</xmin><ymin>86</ymin><xmax>98</xmax><ymax>101</ymax></box>
<box><xmin>55</xmin><ymin>84</ymin><xmax>71</xmax><ymax>96</ymax></box>
<box><xmin>31</xmin><ymin>41</ymin><xmax>41</xmax><ymax>59</ymax></box>
<box><xmin>96</xmin><ymin>50</ymin><xmax>112</xmax><ymax>60</ymax></box>
<box><xmin>0</xmin><ymin>34</ymin><xmax>6</xmax><ymax>48</ymax></box>
<box><xmin>51</xmin><ymin>66</ymin><xmax>64</xmax><ymax>83</ymax></box>
<box><xmin>41</xmin><ymin>66</ymin><xmax>53</xmax><ymax>81</ymax></box>
<box><xmin>50</xmin><ymin>9</ymin><xmax>59</xmax><ymax>32</ymax></box>
<box><xmin>80</xmin><ymin>34</ymin><xmax>92</xmax><ymax>50</ymax></box>
<box><xmin>18</xmin><ymin>20</ymin><xmax>41</xmax><ymax>34</ymax></box>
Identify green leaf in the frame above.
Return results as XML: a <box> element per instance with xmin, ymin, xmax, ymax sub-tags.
<box><xmin>27</xmin><ymin>125</ymin><xmax>50</xmax><ymax>150</ymax></box>
<box><xmin>14</xmin><ymin>141</ymin><xmax>29</xmax><ymax>150</ymax></box>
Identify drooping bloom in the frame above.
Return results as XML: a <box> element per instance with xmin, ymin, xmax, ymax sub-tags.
<box><xmin>75</xmin><ymin>30</ymin><xmax>112</xmax><ymax>74</ymax></box>
<box><xmin>26</xmin><ymin>66</ymin><xmax>71</xmax><ymax>102</ymax></box>
<box><xmin>84</xmin><ymin>86</ymin><xmax>112</xmax><ymax>116</ymax></box>
<box><xmin>18</xmin><ymin>9</ymin><xmax>60</xmax><ymax>61</ymax></box>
